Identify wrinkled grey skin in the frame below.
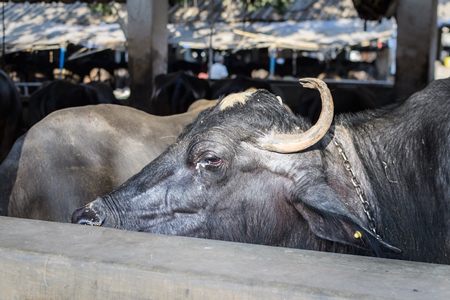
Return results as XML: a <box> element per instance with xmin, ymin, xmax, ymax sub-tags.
<box><xmin>0</xmin><ymin>104</ymin><xmax>210</xmax><ymax>222</ymax></box>
<box><xmin>74</xmin><ymin>81</ymin><xmax>450</xmax><ymax>264</ymax></box>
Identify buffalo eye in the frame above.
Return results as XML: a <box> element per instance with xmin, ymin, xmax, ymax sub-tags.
<box><xmin>199</xmin><ymin>153</ymin><xmax>223</xmax><ymax>167</ymax></box>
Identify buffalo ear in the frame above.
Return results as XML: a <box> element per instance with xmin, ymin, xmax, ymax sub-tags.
<box><xmin>292</xmin><ymin>183</ymin><xmax>402</xmax><ymax>256</ymax></box>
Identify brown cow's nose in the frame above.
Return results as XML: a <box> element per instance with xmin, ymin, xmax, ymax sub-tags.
<box><xmin>72</xmin><ymin>206</ymin><xmax>105</xmax><ymax>226</ymax></box>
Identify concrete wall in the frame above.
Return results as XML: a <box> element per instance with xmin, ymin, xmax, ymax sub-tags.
<box><xmin>1</xmin><ymin>216</ymin><xmax>449</xmax><ymax>299</ymax></box>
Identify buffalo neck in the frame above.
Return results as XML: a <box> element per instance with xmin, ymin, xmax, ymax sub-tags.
<box><xmin>325</xmin><ymin>101</ymin><xmax>449</xmax><ymax>263</ymax></box>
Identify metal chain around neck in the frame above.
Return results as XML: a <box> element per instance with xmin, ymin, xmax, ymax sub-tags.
<box><xmin>333</xmin><ymin>137</ymin><xmax>381</xmax><ymax>240</ymax></box>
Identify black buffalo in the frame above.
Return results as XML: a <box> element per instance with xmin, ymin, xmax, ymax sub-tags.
<box><xmin>292</xmin><ymin>85</ymin><xmax>379</xmax><ymax>123</ymax></box>
<box><xmin>0</xmin><ymin>70</ymin><xmax>23</xmax><ymax>164</ymax></box>
<box><xmin>26</xmin><ymin>80</ymin><xmax>120</xmax><ymax>128</ymax></box>
<box><xmin>150</xmin><ymin>71</ymin><xmax>212</xmax><ymax>116</ymax></box>
<box><xmin>209</xmin><ymin>75</ymin><xmax>378</xmax><ymax>123</ymax></box>
<box><xmin>73</xmin><ymin>78</ymin><xmax>449</xmax><ymax>264</ymax></box>
<box><xmin>210</xmin><ymin>74</ymin><xmax>283</xmax><ymax>100</ymax></box>
<box><xmin>1</xmin><ymin>102</ymin><xmax>215</xmax><ymax>221</ymax></box>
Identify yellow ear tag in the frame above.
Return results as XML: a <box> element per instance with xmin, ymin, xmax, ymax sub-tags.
<box><xmin>354</xmin><ymin>231</ymin><xmax>363</xmax><ymax>239</ymax></box>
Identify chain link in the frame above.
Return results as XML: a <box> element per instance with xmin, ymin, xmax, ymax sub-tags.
<box><xmin>333</xmin><ymin>137</ymin><xmax>381</xmax><ymax>240</ymax></box>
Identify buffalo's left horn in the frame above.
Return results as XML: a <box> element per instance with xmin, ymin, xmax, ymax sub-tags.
<box><xmin>260</xmin><ymin>77</ymin><xmax>334</xmax><ymax>153</ymax></box>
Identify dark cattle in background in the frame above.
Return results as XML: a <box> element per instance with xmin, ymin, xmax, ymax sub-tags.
<box><xmin>226</xmin><ymin>61</ymin><xmax>266</xmax><ymax>78</ymax></box>
<box><xmin>273</xmin><ymin>56</ymin><xmax>326</xmax><ymax>79</ymax></box>
<box><xmin>211</xmin><ymin>74</ymin><xmax>284</xmax><ymax>100</ymax></box>
<box><xmin>0</xmin><ymin>101</ymin><xmax>216</xmax><ymax>222</ymax></box>
<box><xmin>211</xmin><ymin>76</ymin><xmax>381</xmax><ymax>123</ymax></box>
<box><xmin>84</xmin><ymin>80</ymin><xmax>119</xmax><ymax>103</ymax></box>
<box><xmin>74</xmin><ymin>78</ymin><xmax>449</xmax><ymax>264</ymax></box>
<box><xmin>0</xmin><ymin>70</ymin><xmax>23</xmax><ymax>164</ymax></box>
<box><xmin>226</xmin><ymin>54</ymin><xmax>325</xmax><ymax>79</ymax></box>
<box><xmin>271</xmin><ymin>79</ymin><xmax>394</xmax><ymax>124</ymax></box>
<box><xmin>150</xmin><ymin>71</ymin><xmax>212</xmax><ymax>116</ymax></box>
<box><xmin>26</xmin><ymin>80</ymin><xmax>120</xmax><ymax>128</ymax></box>
<box><xmin>292</xmin><ymin>85</ymin><xmax>379</xmax><ymax>123</ymax></box>
<box><xmin>168</xmin><ymin>60</ymin><xmax>203</xmax><ymax>75</ymax></box>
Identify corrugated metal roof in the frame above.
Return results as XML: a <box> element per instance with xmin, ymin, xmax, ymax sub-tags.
<box><xmin>1</xmin><ymin>0</ymin><xmax>450</xmax><ymax>54</ymax></box>
<box><xmin>2</xmin><ymin>0</ymin><xmax>450</xmax><ymax>23</ymax></box>
<box><xmin>0</xmin><ymin>0</ymin><xmax>363</xmax><ymax>27</ymax></box>
<box><xmin>2</xmin><ymin>1</ymin><xmax>121</xmax><ymax>26</ymax></box>
<box><xmin>1</xmin><ymin>1</ymin><xmax>127</xmax><ymax>53</ymax></box>
<box><xmin>0</xmin><ymin>0</ymin><xmax>126</xmax><ymax>3</ymax></box>
<box><xmin>169</xmin><ymin>0</ymin><xmax>359</xmax><ymax>24</ymax></box>
<box><xmin>168</xmin><ymin>19</ymin><xmax>395</xmax><ymax>52</ymax></box>
<box><xmin>171</xmin><ymin>0</ymin><xmax>450</xmax><ymax>24</ymax></box>
<box><xmin>167</xmin><ymin>0</ymin><xmax>390</xmax><ymax>52</ymax></box>
<box><xmin>0</xmin><ymin>0</ymin><xmax>368</xmax><ymax>54</ymax></box>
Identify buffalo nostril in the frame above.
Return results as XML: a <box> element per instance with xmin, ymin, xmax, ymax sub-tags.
<box><xmin>72</xmin><ymin>206</ymin><xmax>105</xmax><ymax>226</ymax></box>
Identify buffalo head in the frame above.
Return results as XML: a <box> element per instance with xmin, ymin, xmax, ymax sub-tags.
<box><xmin>73</xmin><ymin>78</ymin><xmax>397</xmax><ymax>256</ymax></box>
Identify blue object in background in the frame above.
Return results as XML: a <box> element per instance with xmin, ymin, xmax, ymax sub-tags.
<box><xmin>59</xmin><ymin>45</ymin><xmax>66</xmax><ymax>79</ymax></box>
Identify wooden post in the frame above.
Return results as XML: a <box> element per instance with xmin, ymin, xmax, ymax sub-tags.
<box><xmin>395</xmin><ymin>0</ymin><xmax>438</xmax><ymax>100</ymax></box>
<box><xmin>127</xmin><ymin>0</ymin><xmax>168</xmax><ymax>112</ymax></box>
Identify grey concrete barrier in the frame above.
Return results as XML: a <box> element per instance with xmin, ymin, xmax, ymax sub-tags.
<box><xmin>0</xmin><ymin>216</ymin><xmax>449</xmax><ymax>299</ymax></box>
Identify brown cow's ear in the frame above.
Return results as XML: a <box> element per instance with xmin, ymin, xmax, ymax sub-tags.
<box><xmin>292</xmin><ymin>184</ymin><xmax>402</xmax><ymax>256</ymax></box>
